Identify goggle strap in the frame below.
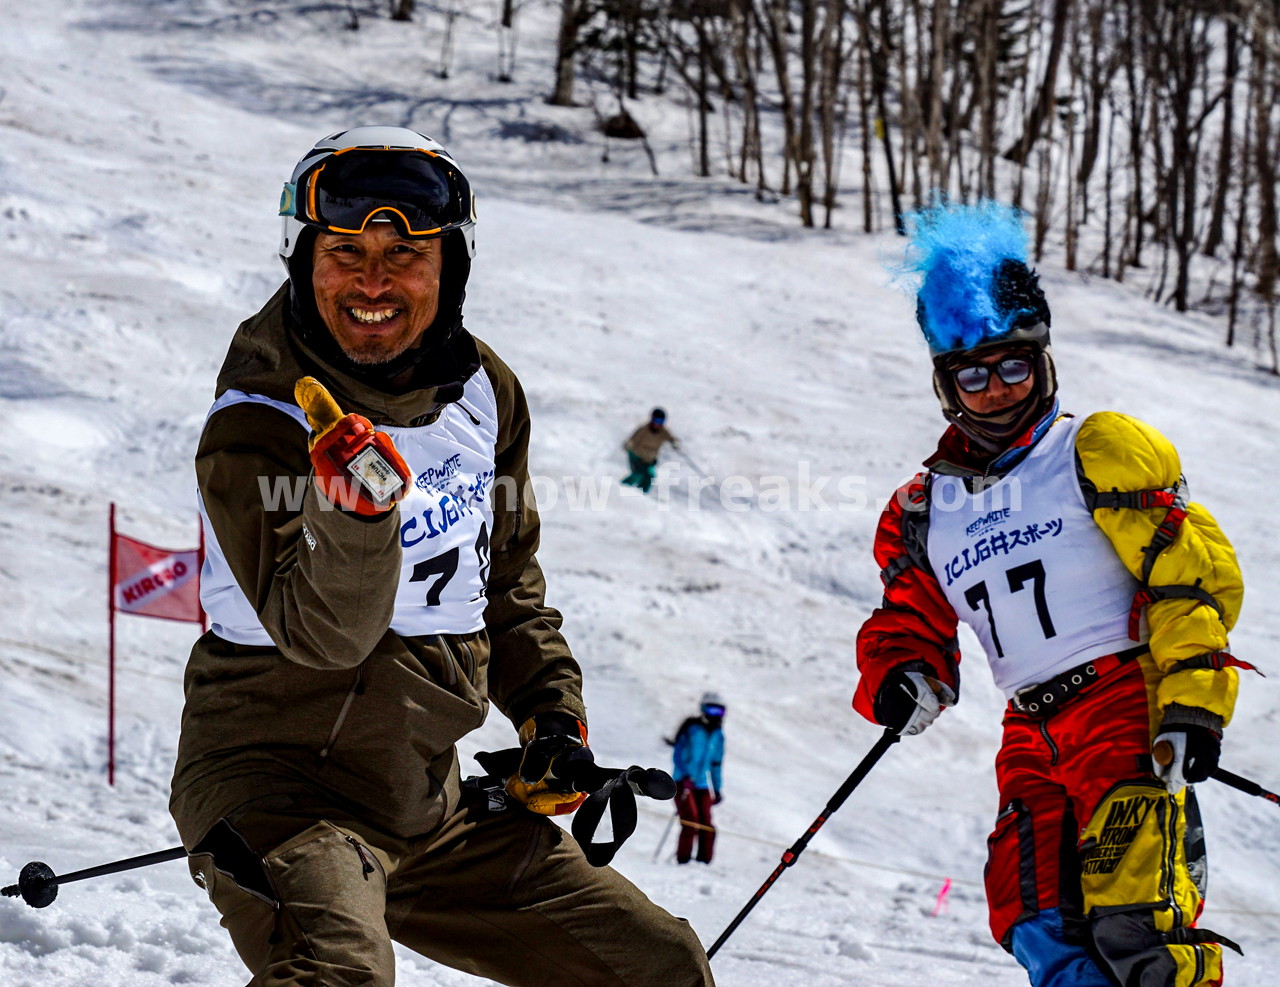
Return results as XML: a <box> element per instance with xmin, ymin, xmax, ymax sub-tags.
<box><xmin>279</xmin><ymin>183</ymin><xmax>298</xmax><ymax>218</ymax></box>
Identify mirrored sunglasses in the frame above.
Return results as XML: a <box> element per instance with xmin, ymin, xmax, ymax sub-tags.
<box><xmin>701</xmin><ymin>704</ymin><xmax>725</xmax><ymax>717</ymax></box>
<box><xmin>281</xmin><ymin>148</ymin><xmax>472</xmax><ymax>239</ymax></box>
<box><xmin>952</xmin><ymin>356</ymin><xmax>1034</xmax><ymax>394</ymax></box>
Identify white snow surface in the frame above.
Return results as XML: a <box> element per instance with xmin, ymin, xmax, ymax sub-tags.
<box><xmin>1</xmin><ymin>1</ymin><xmax>1278</xmax><ymax>984</ymax></box>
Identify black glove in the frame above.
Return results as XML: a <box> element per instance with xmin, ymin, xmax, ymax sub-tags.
<box><xmin>1154</xmin><ymin>720</ymin><xmax>1221</xmax><ymax>793</ymax></box>
<box><xmin>873</xmin><ymin>667</ymin><xmax>956</xmax><ymax>737</ymax></box>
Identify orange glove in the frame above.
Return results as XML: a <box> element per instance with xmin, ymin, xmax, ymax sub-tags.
<box><xmin>295</xmin><ymin>377</ymin><xmax>410</xmax><ymax>516</ymax></box>
<box><xmin>505</xmin><ymin>714</ymin><xmax>592</xmax><ymax>816</ymax></box>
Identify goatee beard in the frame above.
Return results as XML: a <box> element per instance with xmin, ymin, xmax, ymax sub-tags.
<box><xmin>338</xmin><ymin>335</ymin><xmax>419</xmax><ymax>366</ymax></box>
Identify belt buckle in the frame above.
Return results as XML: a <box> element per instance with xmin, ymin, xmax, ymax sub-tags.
<box><xmin>1012</xmin><ymin>682</ymin><xmax>1049</xmax><ymax>715</ymax></box>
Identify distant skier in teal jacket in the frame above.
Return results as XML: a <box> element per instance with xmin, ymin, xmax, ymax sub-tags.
<box><xmin>670</xmin><ymin>692</ymin><xmax>725</xmax><ymax>864</ymax></box>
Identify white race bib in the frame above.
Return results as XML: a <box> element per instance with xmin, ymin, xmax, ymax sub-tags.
<box><xmin>200</xmin><ymin>373</ymin><xmax>499</xmax><ymax>647</ymax></box>
<box><xmin>926</xmin><ymin>416</ymin><xmax>1141</xmax><ymax>697</ymax></box>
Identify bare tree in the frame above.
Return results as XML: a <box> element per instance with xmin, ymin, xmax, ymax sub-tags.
<box><xmin>550</xmin><ymin>0</ymin><xmax>598</xmax><ymax>105</ymax></box>
<box><xmin>1004</xmin><ymin>0</ymin><xmax>1072</xmax><ymax>164</ymax></box>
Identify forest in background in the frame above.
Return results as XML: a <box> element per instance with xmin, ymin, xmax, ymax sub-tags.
<box><xmin>308</xmin><ymin>1</ymin><xmax>1280</xmax><ymax>368</ymax></box>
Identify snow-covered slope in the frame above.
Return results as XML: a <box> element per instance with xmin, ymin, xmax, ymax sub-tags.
<box><xmin>1</xmin><ymin>1</ymin><xmax>1276</xmax><ymax>984</ymax></box>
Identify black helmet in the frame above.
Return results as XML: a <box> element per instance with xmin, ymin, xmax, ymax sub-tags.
<box><xmin>650</xmin><ymin>407</ymin><xmax>667</xmax><ymax>424</ymax></box>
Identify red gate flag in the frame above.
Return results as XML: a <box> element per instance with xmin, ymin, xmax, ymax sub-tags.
<box><xmin>107</xmin><ymin>504</ymin><xmax>205</xmax><ymax>786</ymax></box>
<box><xmin>111</xmin><ymin>531</ymin><xmax>203</xmax><ymax>622</ymax></box>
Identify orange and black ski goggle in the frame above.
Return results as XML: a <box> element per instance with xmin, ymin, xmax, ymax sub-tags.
<box><xmin>280</xmin><ymin>147</ymin><xmax>473</xmax><ymax>239</ymax></box>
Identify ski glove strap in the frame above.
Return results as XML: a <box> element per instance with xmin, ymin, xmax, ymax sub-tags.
<box><xmin>572</xmin><ymin>766</ymin><xmax>676</xmax><ymax>866</ymax></box>
<box><xmin>467</xmin><ymin>749</ymin><xmax>676</xmax><ymax>866</ymax></box>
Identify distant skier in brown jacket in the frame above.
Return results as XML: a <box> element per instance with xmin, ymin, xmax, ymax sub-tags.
<box><xmin>622</xmin><ymin>407</ymin><xmax>680</xmax><ymax>493</ymax></box>
<box><xmin>171</xmin><ymin>126</ymin><xmax>713</xmax><ymax>986</ymax></box>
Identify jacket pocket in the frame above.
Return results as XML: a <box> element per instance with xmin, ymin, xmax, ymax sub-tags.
<box><xmin>985</xmin><ymin>798</ymin><xmax>1040</xmax><ymax>949</ymax></box>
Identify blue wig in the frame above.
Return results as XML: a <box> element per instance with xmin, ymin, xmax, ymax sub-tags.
<box><xmin>903</xmin><ymin>200</ymin><xmax>1044</xmax><ymax>355</ymax></box>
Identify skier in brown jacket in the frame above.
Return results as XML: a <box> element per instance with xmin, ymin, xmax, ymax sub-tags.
<box><xmin>622</xmin><ymin>407</ymin><xmax>680</xmax><ymax>493</ymax></box>
<box><xmin>170</xmin><ymin>126</ymin><xmax>713</xmax><ymax>986</ymax></box>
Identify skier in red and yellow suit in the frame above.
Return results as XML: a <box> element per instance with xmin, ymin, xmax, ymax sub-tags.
<box><xmin>854</xmin><ymin>202</ymin><xmax>1249</xmax><ymax>987</ymax></box>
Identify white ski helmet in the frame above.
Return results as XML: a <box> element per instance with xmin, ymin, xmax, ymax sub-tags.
<box><xmin>700</xmin><ymin>692</ymin><xmax>725</xmax><ymax>714</ymax></box>
<box><xmin>278</xmin><ymin>126</ymin><xmax>480</xmax><ymax>353</ymax></box>
<box><xmin>278</xmin><ymin>125</ymin><xmax>476</xmax><ymax>264</ymax></box>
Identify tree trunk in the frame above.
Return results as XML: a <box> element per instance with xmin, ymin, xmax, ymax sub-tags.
<box><xmin>976</xmin><ymin>0</ymin><xmax>998</xmax><ymax>198</ymax></box>
<box><xmin>1203</xmin><ymin>15</ymin><xmax>1239</xmax><ymax>258</ymax></box>
<box><xmin>760</xmin><ymin>0</ymin><xmax>797</xmax><ymax>197</ymax></box>
<box><xmin>856</xmin><ymin>15</ymin><xmax>876</xmax><ymax>231</ymax></box>
<box><xmin>818</xmin><ymin>0</ymin><xmax>846</xmax><ymax>228</ymax></box>
<box><xmin>1252</xmin><ymin>24</ymin><xmax>1278</xmax><ymax>320</ymax></box>
<box><xmin>549</xmin><ymin>0</ymin><xmax>589</xmax><ymax>105</ymax></box>
<box><xmin>697</xmin><ymin>19</ymin><xmax>712</xmax><ymax>178</ymax></box>
<box><xmin>1004</xmin><ymin>0</ymin><xmax>1072</xmax><ymax>164</ymax></box>
<box><xmin>795</xmin><ymin>0</ymin><xmax>819</xmax><ymax>226</ymax></box>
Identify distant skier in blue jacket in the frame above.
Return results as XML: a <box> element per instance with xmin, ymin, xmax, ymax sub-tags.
<box><xmin>670</xmin><ymin>692</ymin><xmax>725</xmax><ymax>864</ymax></box>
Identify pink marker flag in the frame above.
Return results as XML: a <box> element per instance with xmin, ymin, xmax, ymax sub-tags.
<box><xmin>107</xmin><ymin>504</ymin><xmax>205</xmax><ymax>785</ymax></box>
<box><xmin>111</xmin><ymin>531</ymin><xmax>203</xmax><ymax>622</ymax></box>
<box><xmin>930</xmin><ymin>877</ymin><xmax>952</xmax><ymax>916</ymax></box>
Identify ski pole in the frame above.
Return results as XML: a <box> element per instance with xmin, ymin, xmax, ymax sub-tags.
<box><xmin>2</xmin><ymin>845</ymin><xmax>186</xmax><ymax>908</ymax></box>
<box><xmin>674</xmin><ymin>447</ymin><xmax>711</xmax><ymax>478</ymax></box>
<box><xmin>652</xmin><ymin>810</ymin><xmax>679</xmax><ymax>862</ymax></box>
<box><xmin>1210</xmin><ymin>766</ymin><xmax>1280</xmax><ymax>807</ymax></box>
<box><xmin>705</xmin><ymin>727</ymin><xmax>900</xmax><ymax>959</ymax></box>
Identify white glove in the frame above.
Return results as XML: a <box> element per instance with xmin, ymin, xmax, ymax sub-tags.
<box><xmin>881</xmin><ymin>670</ymin><xmax>957</xmax><ymax>737</ymax></box>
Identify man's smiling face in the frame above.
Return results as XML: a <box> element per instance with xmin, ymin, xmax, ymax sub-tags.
<box><xmin>311</xmin><ymin>224</ymin><xmax>443</xmax><ymax>365</ymax></box>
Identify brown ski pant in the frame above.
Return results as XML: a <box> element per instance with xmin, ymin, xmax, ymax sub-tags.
<box><xmin>188</xmin><ymin>797</ymin><xmax>714</xmax><ymax>986</ymax></box>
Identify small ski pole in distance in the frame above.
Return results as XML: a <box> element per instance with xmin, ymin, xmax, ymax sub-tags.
<box><xmin>652</xmin><ymin>810</ymin><xmax>679</xmax><ymax>863</ymax></box>
<box><xmin>673</xmin><ymin>447</ymin><xmax>711</xmax><ymax>479</ymax></box>
<box><xmin>705</xmin><ymin>727</ymin><xmax>900</xmax><ymax>959</ymax></box>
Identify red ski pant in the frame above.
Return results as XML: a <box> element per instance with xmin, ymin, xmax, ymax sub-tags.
<box><xmin>986</xmin><ymin>658</ymin><xmax>1225</xmax><ymax>986</ymax></box>
<box><xmin>676</xmin><ymin>784</ymin><xmax>716</xmax><ymax>863</ymax></box>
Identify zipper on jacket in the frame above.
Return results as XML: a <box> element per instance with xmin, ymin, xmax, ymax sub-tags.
<box><xmin>319</xmin><ymin>665</ymin><xmax>365</xmax><ymax>759</ymax></box>
<box><xmin>1039</xmin><ymin>720</ymin><xmax>1060</xmax><ymax>766</ymax></box>
<box><xmin>506</xmin><ymin>497</ymin><xmax>522</xmax><ymax>552</ymax></box>
<box><xmin>345</xmin><ymin>836</ymin><xmax>377</xmax><ymax>881</ymax></box>
<box><xmin>1159</xmin><ymin>797</ymin><xmax>1183</xmax><ymax>928</ymax></box>
<box><xmin>456</xmin><ymin>400</ymin><xmax>482</xmax><ymax>426</ymax></box>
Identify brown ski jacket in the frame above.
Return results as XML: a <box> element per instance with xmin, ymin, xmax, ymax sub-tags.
<box><xmin>170</xmin><ymin>284</ymin><xmax>585</xmax><ymax>845</ymax></box>
<box><xmin>624</xmin><ymin>423</ymin><xmax>679</xmax><ymax>464</ymax></box>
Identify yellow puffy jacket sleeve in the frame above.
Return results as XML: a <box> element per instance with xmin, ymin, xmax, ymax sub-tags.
<box><xmin>1075</xmin><ymin>412</ymin><xmax>1244</xmax><ymax>725</ymax></box>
